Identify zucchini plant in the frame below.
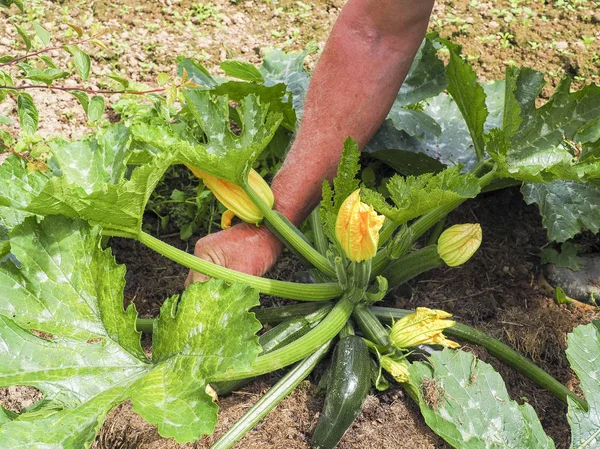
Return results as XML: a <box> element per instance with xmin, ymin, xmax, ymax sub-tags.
<box><xmin>2</xmin><ymin>32</ymin><xmax>600</xmax><ymax>449</ymax></box>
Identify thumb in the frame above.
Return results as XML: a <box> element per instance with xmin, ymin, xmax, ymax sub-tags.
<box><xmin>184</xmin><ymin>239</ymin><xmax>227</xmax><ymax>287</ymax></box>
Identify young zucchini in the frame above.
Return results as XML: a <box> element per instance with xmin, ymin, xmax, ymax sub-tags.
<box><xmin>311</xmin><ymin>335</ymin><xmax>371</xmax><ymax>449</ymax></box>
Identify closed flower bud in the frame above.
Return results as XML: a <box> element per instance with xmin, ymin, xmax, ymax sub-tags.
<box><xmin>380</xmin><ymin>355</ymin><xmax>410</xmax><ymax>383</ymax></box>
<box><xmin>188</xmin><ymin>167</ymin><xmax>274</xmax><ymax>226</ymax></box>
<box><xmin>335</xmin><ymin>189</ymin><xmax>385</xmax><ymax>262</ymax></box>
<box><xmin>390</xmin><ymin>307</ymin><xmax>460</xmax><ymax>349</ymax></box>
<box><xmin>437</xmin><ymin>223</ymin><xmax>482</xmax><ymax>267</ymax></box>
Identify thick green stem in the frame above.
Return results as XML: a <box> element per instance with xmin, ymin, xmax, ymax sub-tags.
<box><xmin>383</xmin><ymin>245</ymin><xmax>443</xmax><ymax>288</ymax></box>
<box><xmin>212</xmin><ymin>296</ymin><xmax>354</xmax><ymax>381</ymax></box>
<box><xmin>379</xmin><ymin>219</ymin><xmax>398</xmax><ymax>246</ymax></box>
<box><xmin>136</xmin><ymin>318</ymin><xmax>153</xmax><ymax>333</ymax></box>
<box><xmin>353</xmin><ymin>305</ymin><xmax>391</xmax><ymax>347</ymax></box>
<box><xmin>426</xmin><ymin>216</ymin><xmax>446</xmax><ymax>247</ymax></box>
<box><xmin>253</xmin><ymin>303</ymin><xmax>333</xmax><ymax>324</ymax></box>
<box><xmin>243</xmin><ymin>184</ymin><xmax>336</xmax><ymax>277</ymax></box>
<box><xmin>210</xmin><ymin>341</ymin><xmax>331</xmax><ymax>449</ymax></box>
<box><xmin>309</xmin><ymin>206</ymin><xmax>329</xmax><ymax>255</ymax></box>
<box><xmin>370</xmin><ymin>306</ymin><xmax>587</xmax><ymax>410</ymax></box>
<box><xmin>138</xmin><ymin>231</ymin><xmax>341</xmax><ymax>301</ymax></box>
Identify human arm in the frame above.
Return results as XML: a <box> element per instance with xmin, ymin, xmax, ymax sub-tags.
<box><xmin>186</xmin><ymin>0</ymin><xmax>435</xmax><ymax>283</ymax></box>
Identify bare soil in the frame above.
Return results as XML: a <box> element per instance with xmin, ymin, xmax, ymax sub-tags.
<box><xmin>1</xmin><ymin>0</ymin><xmax>600</xmax><ymax>448</ymax></box>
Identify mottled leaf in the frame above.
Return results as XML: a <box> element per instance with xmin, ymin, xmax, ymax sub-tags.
<box><xmin>0</xmin><ymin>217</ymin><xmax>262</xmax><ymax>445</ymax></box>
<box><xmin>408</xmin><ymin>350</ymin><xmax>555</xmax><ymax>449</ymax></box>
<box><xmin>522</xmin><ymin>181</ymin><xmax>600</xmax><ymax>242</ymax></box>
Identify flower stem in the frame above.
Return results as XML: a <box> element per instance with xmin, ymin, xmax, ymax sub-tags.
<box><xmin>370</xmin><ymin>306</ymin><xmax>587</xmax><ymax>410</ymax></box>
<box><xmin>243</xmin><ymin>183</ymin><xmax>336</xmax><ymax>277</ymax></box>
<box><xmin>210</xmin><ymin>341</ymin><xmax>331</xmax><ymax>449</ymax></box>
<box><xmin>353</xmin><ymin>305</ymin><xmax>391</xmax><ymax>347</ymax></box>
<box><xmin>253</xmin><ymin>303</ymin><xmax>333</xmax><ymax>324</ymax></box>
<box><xmin>212</xmin><ymin>296</ymin><xmax>354</xmax><ymax>381</ymax></box>
<box><xmin>138</xmin><ymin>231</ymin><xmax>341</xmax><ymax>301</ymax></box>
<box><xmin>382</xmin><ymin>245</ymin><xmax>443</xmax><ymax>288</ymax></box>
<box><xmin>309</xmin><ymin>206</ymin><xmax>329</xmax><ymax>255</ymax></box>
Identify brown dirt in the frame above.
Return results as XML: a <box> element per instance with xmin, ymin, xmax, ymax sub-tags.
<box><xmin>2</xmin><ymin>0</ymin><xmax>600</xmax><ymax>448</ymax></box>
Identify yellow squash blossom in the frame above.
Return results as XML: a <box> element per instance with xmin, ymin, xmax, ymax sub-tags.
<box><xmin>390</xmin><ymin>307</ymin><xmax>460</xmax><ymax>349</ymax></box>
<box><xmin>380</xmin><ymin>355</ymin><xmax>410</xmax><ymax>383</ymax></box>
<box><xmin>437</xmin><ymin>223</ymin><xmax>482</xmax><ymax>267</ymax></box>
<box><xmin>335</xmin><ymin>189</ymin><xmax>385</xmax><ymax>262</ymax></box>
<box><xmin>188</xmin><ymin>167</ymin><xmax>274</xmax><ymax>228</ymax></box>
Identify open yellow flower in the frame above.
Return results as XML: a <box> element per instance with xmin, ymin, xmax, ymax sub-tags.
<box><xmin>390</xmin><ymin>307</ymin><xmax>460</xmax><ymax>349</ymax></box>
<box><xmin>335</xmin><ymin>189</ymin><xmax>385</xmax><ymax>262</ymax></box>
<box><xmin>380</xmin><ymin>355</ymin><xmax>410</xmax><ymax>383</ymax></box>
<box><xmin>437</xmin><ymin>223</ymin><xmax>482</xmax><ymax>267</ymax></box>
<box><xmin>188</xmin><ymin>167</ymin><xmax>274</xmax><ymax>227</ymax></box>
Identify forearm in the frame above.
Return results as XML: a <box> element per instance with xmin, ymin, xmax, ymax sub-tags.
<box><xmin>271</xmin><ymin>0</ymin><xmax>434</xmax><ymax>225</ymax></box>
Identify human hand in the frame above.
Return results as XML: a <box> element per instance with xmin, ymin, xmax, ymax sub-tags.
<box><xmin>185</xmin><ymin>222</ymin><xmax>284</xmax><ymax>286</ymax></box>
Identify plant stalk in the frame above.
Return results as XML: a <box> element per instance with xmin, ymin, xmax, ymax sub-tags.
<box><xmin>309</xmin><ymin>206</ymin><xmax>329</xmax><ymax>255</ymax></box>
<box><xmin>210</xmin><ymin>341</ymin><xmax>331</xmax><ymax>449</ymax></box>
<box><xmin>353</xmin><ymin>305</ymin><xmax>391</xmax><ymax>347</ymax></box>
<box><xmin>138</xmin><ymin>231</ymin><xmax>341</xmax><ymax>301</ymax></box>
<box><xmin>212</xmin><ymin>296</ymin><xmax>354</xmax><ymax>381</ymax></box>
<box><xmin>243</xmin><ymin>184</ymin><xmax>336</xmax><ymax>277</ymax></box>
<box><xmin>383</xmin><ymin>245</ymin><xmax>443</xmax><ymax>288</ymax></box>
<box><xmin>370</xmin><ymin>306</ymin><xmax>587</xmax><ymax>410</ymax></box>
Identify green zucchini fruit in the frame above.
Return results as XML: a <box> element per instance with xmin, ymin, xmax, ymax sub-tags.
<box><xmin>311</xmin><ymin>335</ymin><xmax>371</xmax><ymax>449</ymax></box>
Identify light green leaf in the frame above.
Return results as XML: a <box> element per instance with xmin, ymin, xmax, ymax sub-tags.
<box><xmin>566</xmin><ymin>324</ymin><xmax>600</xmax><ymax>448</ymax></box>
<box><xmin>14</xmin><ymin>24</ymin><xmax>31</xmax><ymax>50</ymax></box>
<box><xmin>176</xmin><ymin>56</ymin><xmax>218</xmax><ymax>88</ymax></box>
<box><xmin>408</xmin><ymin>349</ymin><xmax>555</xmax><ymax>449</ymax></box>
<box><xmin>446</xmin><ymin>51</ymin><xmax>488</xmax><ymax>161</ymax></box>
<box><xmin>522</xmin><ymin>181</ymin><xmax>600</xmax><ymax>242</ymax></box>
<box><xmin>17</xmin><ymin>93</ymin><xmax>38</xmax><ymax>134</ymax></box>
<box><xmin>221</xmin><ymin>60</ymin><xmax>264</xmax><ymax>83</ymax></box>
<box><xmin>0</xmin><ymin>217</ymin><xmax>262</xmax><ymax>445</ymax></box>
<box><xmin>24</xmin><ymin>127</ymin><xmax>170</xmax><ymax>237</ymax></box>
<box><xmin>64</xmin><ymin>45</ymin><xmax>91</xmax><ymax>81</ymax></box>
<box><xmin>259</xmin><ymin>43</ymin><xmax>316</xmax><ymax>118</ymax></box>
<box><xmin>106</xmin><ymin>72</ymin><xmax>130</xmax><ymax>89</ymax></box>
<box><xmin>33</xmin><ymin>22</ymin><xmax>51</xmax><ymax>46</ymax></box>
<box><xmin>87</xmin><ymin>95</ymin><xmax>104</xmax><ymax>121</ymax></box>
<box><xmin>362</xmin><ymin>166</ymin><xmax>480</xmax><ymax>225</ymax></box>
<box><xmin>38</xmin><ymin>55</ymin><xmax>58</xmax><ymax>69</ymax></box>
<box><xmin>320</xmin><ymin>138</ymin><xmax>361</xmax><ymax>240</ymax></box>
<box><xmin>23</xmin><ymin>67</ymin><xmax>70</xmax><ymax>85</ymax></box>
<box><xmin>69</xmin><ymin>90</ymin><xmax>89</xmax><ymax>114</ymax></box>
<box><xmin>133</xmin><ymin>91</ymin><xmax>282</xmax><ymax>184</ymax></box>
<box><xmin>395</xmin><ymin>38</ymin><xmax>448</xmax><ymax>107</ymax></box>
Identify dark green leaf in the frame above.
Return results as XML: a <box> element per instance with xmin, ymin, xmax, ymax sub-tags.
<box><xmin>17</xmin><ymin>93</ymin><xmax>38</xmax><ymax>134</ymax></box>
<box><xmin>87</xmin><ymin>95</ymin><xmax>105</xmax><ymax>122</ymax></box>
<box><xmin>0</xmin><ymin>56</ymin><xmax>15</xmax><ymax>64</ymax></box>
<box><xmin>221</xmin><ymin>60</ymin><xmax>264</xmax><ymax>83</ymax></box>
<box><xmin>408</xmin><ymin>350</ymin><xmax>555</xmax><ymax>449</ymax></box>
<box><xmin>33</xmin><ymin>22</ymin><xmax>51</xmax><ymax>46</ymax></box>
<box><xmin>395</xmin><ymin>38</ymin><xmax>448</xmax><ymax>107</ymax></box>
<box><xmin>540</xmin><ymin>242</ymin><xmax>583</xmax><ymax>271</ymax></box>
<box><xmin>387</xmin><ymin>108</ymin><xmax>441</xmax><ymax>141</ymax></box>
<box><xmin>445</xmin><ymin>51</ymin><xmax>488</xmax><ymax>161</ymax></box>
<box><xmin>522</xmin><ymin>181</ymin><xmax>600</xmax><ymax>242</ymax></box>
<box><xmin>14</xmin><ymin>24</ymin><xmax>31</xmax><ymax>50</ymax></box>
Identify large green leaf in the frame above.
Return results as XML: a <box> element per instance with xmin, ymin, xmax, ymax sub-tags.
<box><xmin>362</xmin><ymin>166</ymin><xmax>480</xmax><ymax>225</ymax></box>
<box><xmin>133</xmin><ymin>92</ymin><xmax>282</xmax><ymax>185</ymax></box>
<box><xmin>408</xmin><ymin>350</ymin><xmax>555</xmax><ymax>449</ymax></box>
<box><xmin>490</xmin><ymin>73</ymin><xmax>600</xmax><ymax>183</ymax></box>
<box><xmin>366</xmin><ymin>81</ymin><xmax>506</xmax><ymax>173</ymax></box>
<box><xmin>0</xmin><ymin>217</ymin><xmax>262</xmax><ymax>445</ymax></box>
<box><xmin>18</xmin><ymin>126</ymin><xmax>172</xmax><ymax>238</ymax></box>
<box><xmin>566</xmin><ymin>323</ymin><xmax>600</xmax><ymax>448</ymax></box>
<box><xmin>522</xmin><ymin>181</ymin><xmax>600</xmax><ymax>242</ymax></box>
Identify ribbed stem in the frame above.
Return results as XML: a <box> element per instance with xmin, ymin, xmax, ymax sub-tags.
<box><xmin>243</xmin><ymin>184</ymin><xmax>336</xmax><ymax>277</ymax></box>
<box><xmin>212</xmin><ymin>296</ymin><xmax>354</xmax><ymax>381</ymax></box>
<box><xmin>138</xmin><ymin>231</ymin><xmax>341</xmax><ymax>301</ymax></box>
<box><xmin>309</xmin><ymin>206</ymin><xmax>329</xmax><ymax>255</ymax></box>
<box><xmin>253</xmin><ymin>303</ymin><xmax>333</xmax><ymax>324</ymax></box>
<box><xmin>370</xmin><ymin>306</ymin><xmax>587</xmax><ymax>410</ymax></box>
<box><xmin>353</xmin><ymin>305</ymin><xmax>391</xmax><ymax>347</ymax></box>
<box><xmin>383</xmin><ymin>245</ymin><xmax>443</xmax><ymax>288</ymax></box>
<box><xmin>210</xmin><ymin>341</ymin><xmax>331</xmax><ymax>449</ymax></box>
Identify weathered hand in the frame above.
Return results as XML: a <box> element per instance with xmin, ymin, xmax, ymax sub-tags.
<box><xmin>185</xmin><ymin>222</ymin><xmax>284</xmax><ymax>286</ymax></box>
